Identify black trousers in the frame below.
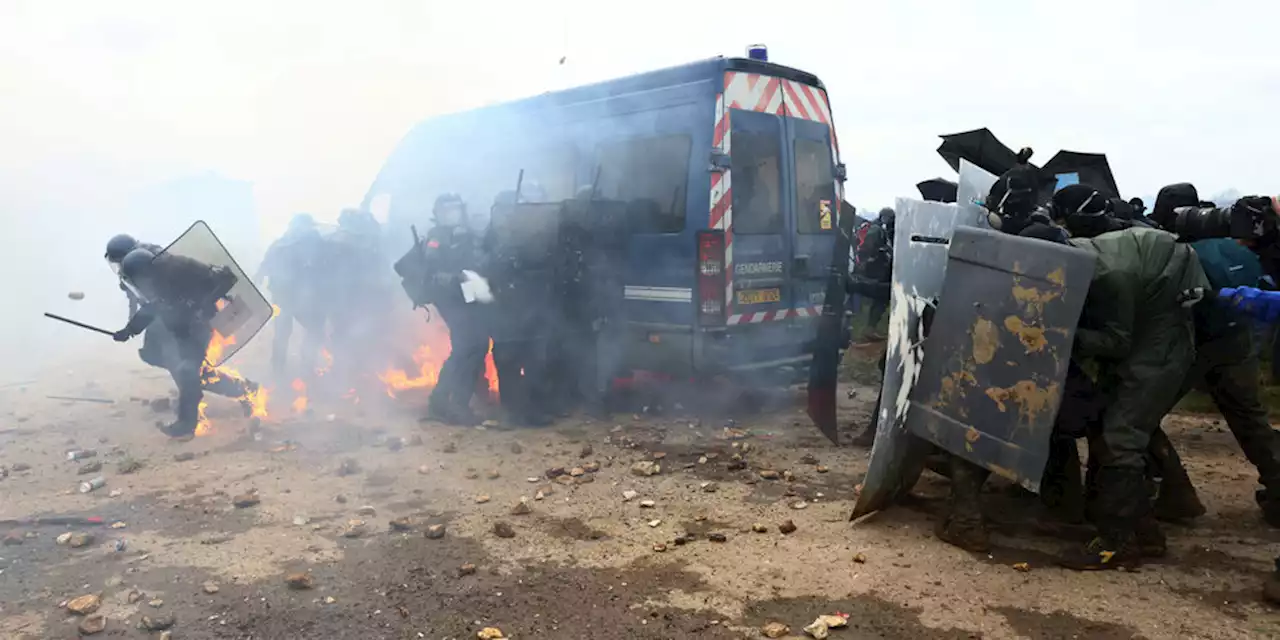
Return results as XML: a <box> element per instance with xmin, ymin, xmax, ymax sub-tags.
<box><xmin>431</xmin><ymin>302</ymin><xmax>490</xmax><ymax>413</ymax></box>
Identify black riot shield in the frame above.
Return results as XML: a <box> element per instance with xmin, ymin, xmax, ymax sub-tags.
<box><xmin>157</xmin><ymin>221</ymin><xmax>274</xmax><ymax>367</ymax></box>
<box><xmin>852</xmin><ymin>199</ymin><xmax>985</xmax><ymax>518</ymax></box>
<box><xmin>903</xmin><ymin>226</ymin><xmax>1094</xmax><ymax>491</ymax></box>
<box><xmin>806</xmin><ymin>205</ymin><xmax>857</xmax><ymax>444</ymax></box>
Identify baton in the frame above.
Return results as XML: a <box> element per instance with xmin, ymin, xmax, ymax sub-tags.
<box><xmin>43</xmin><ymin>312</ymin><xmax>114</xmax><ymax>336</ymax></box>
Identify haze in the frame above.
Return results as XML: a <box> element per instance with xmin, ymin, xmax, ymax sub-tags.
<box><xmin>1</xmin><ymin>0</ymin><xmax>1275</xmax><ymax>378</ymax></box>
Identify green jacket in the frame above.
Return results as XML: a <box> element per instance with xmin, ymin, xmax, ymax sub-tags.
<box><xmin>1069</xmin><ymin>227</ymin><xmax>1209</xmax><ymax>371</ymax></box>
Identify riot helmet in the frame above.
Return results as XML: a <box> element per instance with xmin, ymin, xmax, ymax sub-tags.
<box><xmin>877</xmin><ymin>207</ymin><xmax>895</xmax><ymax>230</ymax></box>
<box><xmin>288</xmin><ymin>212</ymin><xmax>316</xmax><ymax>233</ymax></box>
<box><xmin>105</xmin><ymin>234</ymin><xmax>139</xmax><ymax>270</ymax></box>
<box><xmin>519</xmin><ymin>180</ymin><xmax>547</xmax><ymax>203</ymax></box>
<box><xmin>1050</xmin><ymin>184</ymin><xmax>1121</xmax><ymax>238</ymax></box>
<box><xmin>433</xmin><ymin>193</ymin><xmax>466</xmax><ymax>228</ymax></box>
<box><xmin>1151</xmin><ymin>183</ymin><xmax>1200</xmax><ymax>229</ymax></box>
<box><xmin>119</xmin><ymin>247</ymin><xmax>157</xmax><ymax>287</ymax></box>
<box><xmin>1128</xmin><ymin>197</ymin><xmax>1146</xmax><ymax>216</ymax></box>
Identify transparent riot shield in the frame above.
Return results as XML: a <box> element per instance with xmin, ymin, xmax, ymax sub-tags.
<box><xmin>904</xmin><ymin>226</ymin><xmax>1095</xmax><ymax>491</ymax></box>
<box><xmin>157</xmin><ymin>220</ymin><xmax>273</xmax><ymax>367</ymax></box>
<box><xmin>956</xmin><ymin>159</ymin><xmax>999</xmax><ymax>219</ymax></box>
<box><xmin>852</xmin><ymin>198</ymin><xmax>985</xmax><ymax>518</ymax></box>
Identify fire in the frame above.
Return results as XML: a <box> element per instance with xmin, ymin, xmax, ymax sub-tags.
<box><xmin>272</xmin><ymin>304</ymin><xmax>281</xmax><ymax>317</ymax></box>
<box><xmin>195</xmin><ymin>401</ymin><xmax>210</xmax><ymax>436</ymax></box>
<box><xmin>199</xmin><ymin>328</ymin><xmax>270</xmax><ymax>430</ymax></box>
<box><xmin>378</xmin><ymin>343</ymin><xmax>441</xmax><ymax>398</ymax></box>
<box><xmin>206</xmin><ymin>330</ymin><xmax>237</xmax><ymax>366</ymax></box>
<box><xmin>243</xmin><ymin>383</ymin><xmax>269</xmax><ymax>419</ymax></box>
<box><xmin>317</xmin><ymin>348</ymin><xmax>334</xmax><ymax>376</ymax></box>
<box><xmin>291</xmin><ymin>378</ymin><xmax>308</xmax><ymax>414</ymax></box>
<box><xmin>484</xmin><ymin>341</ymin><xmax>499</xmax><ymax>396</ymax></box>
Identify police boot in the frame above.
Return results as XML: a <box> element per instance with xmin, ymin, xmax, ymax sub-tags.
<box><xmin>1253</xmin><ymin>489</ymin><xmax>1280</xmax><ymax>528</ymax></box>
<box><xmin>1134</xmin><ymin>515</ymin><xmax>1167</xmax><ymax>558</ymax></box>
<box><xmin>1265</xmin><ymin>558</ymin><xmax>1280</xmax><ymax>606</ymax></box>
<box><xmin>936</xmin><ymin>455</ymin><xmax>990</xmax><ymax>553</ymax></box>
<box><xmin>449</xmin><ymin>402</ymin><xmax>481</xmax><ymax>427</ymax></box>
<box><xmin>163</xmin><ymin>394</ymin><xmax>201</xmax><ymax>439</ymax></box>
<box><xmin>1150</xmin><ymin>430</ymin><xmax>1207</xmax><ymax>521</ymax></box>
<box><xmin>1058</xmin><ymin>467</ymin><xmax>1145</xmax><ymax>571</ymax></box>
<box><xmin>237</xmin><ymin>380</ymin><xmax>261</xmax><ymax>418</ymax></box>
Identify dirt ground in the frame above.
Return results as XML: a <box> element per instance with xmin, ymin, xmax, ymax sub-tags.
<box><xmin>3</xmin><ymin>350</ymin><xmax>1280</xmax><ymax>640</ymax></box>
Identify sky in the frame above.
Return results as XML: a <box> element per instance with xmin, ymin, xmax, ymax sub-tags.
<box><xmin>1</xmin><ymin>0</ymin><xmax>1277</xmax><ymax>371</ymax></box>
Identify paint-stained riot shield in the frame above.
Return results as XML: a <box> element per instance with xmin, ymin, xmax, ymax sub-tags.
<box><xmin>904</xmin><ymin>226</ymin><xmax>1095</xmax><ymax>491</ymax></box>
<box><xmin>157</xmin><ymin>221</ymin><xmax>273</xmax><ymax>367</ymax></box>
<box><xmin>852</xmin><ymin>199</ymin><xmax>985</xmax><ymax>518</ymax></box>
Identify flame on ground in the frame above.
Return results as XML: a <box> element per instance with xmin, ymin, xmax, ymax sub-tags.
<box><xmin>198</xmin><ymin>329</ymin><xmax>270</xmax><ymax>434</ymax></box>
<box><xmin>378</xmin><ymin>343</ymin><xmax>440</xmax><ymax>398</ymax></box>
<box><xmin>195</xmin><ymin>401</ymin><xmax>210</xmax><ymax>436</ymax></box>
<box><xmin>291</xmin><ymin>378</ymin><xmax>308</xmax><ymax>414</ymax></box>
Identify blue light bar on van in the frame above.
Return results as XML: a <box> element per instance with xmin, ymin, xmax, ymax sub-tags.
<box><xmin>747</xmin><ymin>44</ymin><xmax>768</xmax><ymax>62</ymax></box>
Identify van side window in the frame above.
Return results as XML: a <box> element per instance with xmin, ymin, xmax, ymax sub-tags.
<box><xmin>795</xmin><ymin>138</ymin><xmax>836</xmax><ymax>234</ymax></box>
<box><xmin>731</xmin><ymin>118</ymin><xmax>783</xmax><ymax>234</ymax></box>
<box><xmin>596</xmin><ymin>135</ymin><xmax>691</xmax><ymax>233</ymax></box>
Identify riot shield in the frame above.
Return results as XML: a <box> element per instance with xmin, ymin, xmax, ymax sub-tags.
<box><xmin>158</xmin><ymin>220</ymin><xmax>273</xmax><ymax>367</ymax></box>
<box><xmin>489</xmin><ymin>202</ymin><xmax>563</xmax><ymax>267</ymax></box>
<box><xmin>852</xmin><ymin>199</ymin><xmax>985</xmax><ymax>518</ymax></box>
<box><xmin>904</xmin><ymin>226</ymin><xmax>1094</xmax><ymax>491</ymax></box>
<box><xmin>955</xmin><ymin>159</ymin><xmax>998</xmax><ymax>217</ymax></box>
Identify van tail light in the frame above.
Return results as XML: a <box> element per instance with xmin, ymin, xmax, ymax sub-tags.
<box><xmin>697</xmin><ymin>230</ymin><xmax>727</xmax><ymax>327</ymax></box>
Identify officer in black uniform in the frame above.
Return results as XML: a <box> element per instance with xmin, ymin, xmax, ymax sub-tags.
<box><xmin>485</xmin><ymin>190</ymin><xmax>553</xmax><ymax>426</ymax></box>
<box><xmin>257</xmin><ymin>213</ymin><xmax>328</xmax><ymax>377</ymax></box>
<box><xmin>395</xmin><ymin>194</ymin><xmax>489</xmax><ymax>425</ymax></box>
<box><xmin>112</xmin><ymin>247</ymin><xmax>258</xmax><ymax>438</ymax></box>
<box><xmin>106</xmin><ymin>235</ymin><xmax>175</xmax><ymax>370</ymax></box>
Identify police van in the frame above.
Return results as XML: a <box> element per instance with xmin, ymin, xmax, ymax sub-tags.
<box><xmin>364</xmin><ymin>46</ymin><xmax>846</xmax><ymax>378</ymax></box>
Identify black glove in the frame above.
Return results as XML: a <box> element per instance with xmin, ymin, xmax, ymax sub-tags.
<box><xmin>112</xmin><ymin>329</ymin><xmax>133</xmax><ymax>342</ymax></box>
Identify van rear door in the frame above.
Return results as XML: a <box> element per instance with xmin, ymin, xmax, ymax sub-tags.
<box><xmin>727</xmin><ymin>109</ymin><xmax>791</xmax><ymax>321</ymax></box>
<box><xmin>787</xmin><ymin>117</ymin><xmax>839</xmax><ymax>316</ymax></box>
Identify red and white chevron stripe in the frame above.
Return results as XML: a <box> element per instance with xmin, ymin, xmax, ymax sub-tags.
<box><xmin>727</xmin><ymin>305</ymin><xmax>825</xmax><ymax>325</ymax></box>
<box><xmin>711</xmin><ymin>69</ymin><xmax>844</xmax><ymax>327</ymax></box>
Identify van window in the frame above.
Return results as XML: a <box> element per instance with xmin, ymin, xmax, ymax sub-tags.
<box><xmin>596</xmin><ymin>135</ymin><xmax>691</xmax><ymax>233</ymax></box>
<box><xmin>731</xmin><ymin>120</ymin><xmax>783</xmax><ymax>234</ymax></box>
<box><xmin>795</xmin><ymin>137</ymin><xmax>836</xmax><ymax>234</ymax></box>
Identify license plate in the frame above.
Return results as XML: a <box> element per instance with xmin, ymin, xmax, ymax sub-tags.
<box><xmin>737</xmin><ymin>288</ymin><xmax>781</xmax><ymax>305</ymax></box>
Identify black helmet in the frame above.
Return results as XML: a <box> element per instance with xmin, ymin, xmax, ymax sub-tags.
<box><xmin>105</xmin><ymin>234</ymin><xmax>139</xmax><ymax>263</ymax></box>
<box><xmin>288</xmin><ymin>212</ymin><xmax>316</xmax><ymax>232</ymax></box>
<box><xmin>119</xmin><ymin>247</ymin><xmax>157</xmax><ymax>281</ymax></box>
<box><xmin>433</xmin><ymin>193</ymin><xmax>464</xmax><ymax>213</ymax></box>
<box><xmin>877</xmin><ymin>207</ymin><xmax>895</xmax><ymax>225</ymax></box>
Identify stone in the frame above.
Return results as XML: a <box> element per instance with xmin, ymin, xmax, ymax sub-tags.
<box><xmin>68</xmin><ymin>532</ymin><xmax>95</xmax><ymax>548</ymax></box>
<box><xmin>492</xmin><ymin>521</ymin><xmax>516</xmax><ymax>538</ymax></box>
<box><xmin>622</xmin><ymin>490</ymin><xmax>638</xmax><ymax>502</ymax></box>
<box><xmin>66</xmin><ymin>594</ymin><xmax>101</xmax><ymax>614</ymax></box>
<box><xmin>458</xmin><ymin>563</ymin><xmax>477</xmax><ymax>576</ymax></box>
<box><xmin>337</xmin><ymin>458</ymin><xmax>360</xmax><ymax>476</ymax></box>
<box><xmin>652</xmin><ymin>542</ymin><xmax>668</xmax><ymax>552</ymax></box>
<box><xmin>173</xmin><ymin>451</ymin><xmax>196</xmax><ymax>462</ymax></box>
<box><xmin>202</xmin><ymin>581</ymin><xmax>220</xmax><ymax>594</ymax></box>
<box><xmin>782</xmin><ymin>470</ymin><xmax>795</xmax><ymax>482</ymax></box>
<box><xmin>465</xmin><ymin>470</ymin><xmax>481</xmax><ymax>480</ymax></box>
<box><xmin>791</xmin><ymin>501</ymin><xmax>809</xmax><ymax>510</ymax></box>
<box><xmin>442</xmin><ymin>441</ymin><xmax>458</xmax><ymax>453</ymax></box>
<box><xmin>647</xmin><ymin>519</ymin><xmax>662</xmax><ymax>528</ymax></box>
<box><xmin>342</xmin><ymin>519</ymin><xmax>368</xmax><ymax>538</ymax></box>
<box><xmin>510</xmin><ymin>498</ymin><xmax>532</xmax><ymax>515</ymax></box>
<box><xmin>334</xmin><ymin>494</ymin><xmax>348</xmax><ymax>504</ymax></box>
<box><xmin>389</xmin><ymin>517</ymin><xmax>413</xmax><ymax>531</ymax></box>
<box><xmin>77</xmin><ymin>461</ymin><xmax>103</xmax><ymax>475</ymax></box>
<box><xmin>854</xmin><ymin>552</ymin><xmax>867</xmax><ymax>564</ymax></box>
<box><xmin>779</xmin><ymin>520</ymin><xmax>797</xmax><ymax>535</ymax></box>
<box><xmin>758</xmin><ymin>469</ymin><xmax>780</xmax><ymax>480</ymax></box>
<box><xmin>818</xmin><ymin>614</ymin><xmax>847</xmax><ymax>629</ymax></box>
<box><xmin>708</xmin><ymin>533</ymin><xmax>727</xmax><ymax>543</ymax></box>
<box><xmin>56</xmin><ymin>532</ymin><xmax>73</xmax><ymax>545</ymax></box>
<box><xmin>575</xmin><ymin>474</ymin><xmax>595</xmax><ymax>485</ymax></box>
<box><xmin>762</xmin><ymin>621</ymin><xmax>791</xmax><ymax>638</ymax></box>
<box><xmin>477</xmin><ymin>628</ymin><xmax>505</xmax><ymax>640</ymax></box>
<box><xmin>580</xmin><ymin>443</ymin><xmax>594</xmax><ymax>458</ymax></box>
<box><xmin>140</xmin><ymin>614</ymin><xmax>176</xmax><ymax>631</ymax></box>
<box><xmin>630</xmin><ymin>461</ymin><xmax>660</xmax><ymax>477</ymax></box>
<box><xmin>545</xmin><ymin>466</ymin><xmax>566</xmax><ymax>479</ymax></box>
<box><xmin>417</xmin><ymin>465</ymin><xmax>431</xmax><ymax>475</ymax></box>
<box><xmin>800</xmin><ymin>453</ymin><xmax>819</xmax><ymax>465</ymax></box>
<box><xmin>486</xmin><ymin>469</ymin><xmax>501</xmax><ymax>480</ymax></box>
<box><xmin>639</xmin><ymin>500</ymin><xmax>656</xmax><ymax>508</ymax></box>
<box><xmin>425</xmin><ymin>524</ymin><xmax>446</xmax><ymax>539</ymax></box>
<box><xmin>752</xmin><ymin>523</ymin><xmax>769</xmax><ymax>534</ymax></box>
<box><xmin>78</xmin><ymin>613</ymin><xmax>107</xmax><ymax>635</ymax></box>
<box><xmin>285</xmin><ymin>572</ymin><xmax>314</xmax><ymax>590</ymax></box>
<box><xmin>293</xmin><ymin>515</ymin><xmax>310</xmax><ymax>526</ymax></box>
<box><xmin>554</xmin><ymin>475</ymin><xmax>575</xmax><ymax>485</ymax></box>
<box><xmin>1013</xmin><ymin>562</ymin><xmax>1031</xmax><ymax>572</ymax></box>
<box><xmin>2</xmin><ymin>531</ymin><xmax>23</xmax><ymax>546</ymax></box>
<box><xmin>149</xmin><ymin>599</ymin><xmax>164</xmax><ymax>607</ymax></box>
<box><xmin>127</xmin><ymin>590</ymin><xmax>142</xmax><ymax>604</ymax></box>
<box><xmin>804</xmin><ymin>619</ymin><xmax>831</xmax><ymax>639</ymax></box>
<box><xmin>569</xmin><ymin>466</ymin><xmax>585</xmax><ymax>477</ymax></box>
<box><xmin>356</xmin><ymin>505</ymin><xmax>377</xmax><ymax>516</ymax></box>
<box><xmin>387</xmin><ymin>437</ymin><xmax>404</xmax><ymax>452</ymax></box>
<box><xmin>700</xmin><ymin>481</ymin><xmax>718</xmax><ymax>493</ymax></box>
<box><xmin>816</xmin><ymin>465</ymin><xmax>830</xmax><ymax>474</ymax></box>
<box><xmin>534</xmin><ymin>490</ymin><xmax>546</xmax><ymax>501</ymax></box>
<box><xmin>727</xmin><ymin>459</ymin><xmax>747</xmax><ymax>471</ymax></box>
<box><xmin>232</xmin><ymin>492</ymin><xmax>260</xmax><ymax>508</ymax></box>
<box><xmin>510</xmin><ymin>442</ymin><xmax>524</xmax><ymax>454</ymax></box>
<box><xmin>583</xmin><ymin>461</ymin><xmax>600</xmax><ymax>473</ymax></box>
<box><xmin>11</xmin><ymin>462</ymin><xmax>30</xmax><ymax>472</ymax></box>
<box><xmin>474</xmin><ymin>495</ymin><xmax>491</xmax><ymax>504</ymax></box>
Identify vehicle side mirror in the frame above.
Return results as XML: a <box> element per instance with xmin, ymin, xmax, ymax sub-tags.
<box><xmin>834</xmin><ymin>163</ymin><xmax>848</xmax><ymax>182</ymax></box>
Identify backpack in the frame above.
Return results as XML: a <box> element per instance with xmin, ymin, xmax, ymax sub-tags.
<box><xmin>1191</xmin><ymin>238</ymin><xmax>1263</xmax><ymax>339</ymax></box>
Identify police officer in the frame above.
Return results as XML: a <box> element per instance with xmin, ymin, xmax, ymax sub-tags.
<box><xmin>106</xmin><ymin>235</ymin><xmax>175</xmax><ymax>369</ymax></box>
<box><xmin>112</xmin><ymin>247</ymin><xmax>258</xmax><ymax>438</ymax></box>
<box><xmin>408</xmin><ymin>194</ymin><xmax>489</xmax><ymax>425</ymax></box>
<box><xmin>485</xmin><ymin>190</ymin><xmax>553</xmax><ymax>426</ymax></box>
<box><xmin>855</xmin><ymin>207</ymin><xmax>895</xmax><ymax>333</ymax></box>
<box><xmin>256</xmin><ymin>213</ymin><xmax>328</xmax><ymax>377</ymax></box>
<box><xmin>328</xmin><ymin>207</ymin><xmax>394</xmax><ymax>387</ymax></box>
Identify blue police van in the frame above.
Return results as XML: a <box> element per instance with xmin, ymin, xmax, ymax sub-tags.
<box><xmin>364</xmin><ymin>47</ymin><xmax>846</xmax><ymax>378</ymax></box>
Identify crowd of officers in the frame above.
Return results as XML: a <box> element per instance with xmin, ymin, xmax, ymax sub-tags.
<box><xmin>899</xmin><ymin>151</ymin><xmax>1280</xmax><ymax>591</ymax></box>
<box><xmin>255</xmin><ymin>185</ymin><xmax>627</xmax><ymax>428</ymax></box>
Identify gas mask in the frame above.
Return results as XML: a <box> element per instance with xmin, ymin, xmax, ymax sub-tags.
<box><xmin>434</xmin><ymin>204</ymin><xmax>465</xmax><ymax>229</ymax></box>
